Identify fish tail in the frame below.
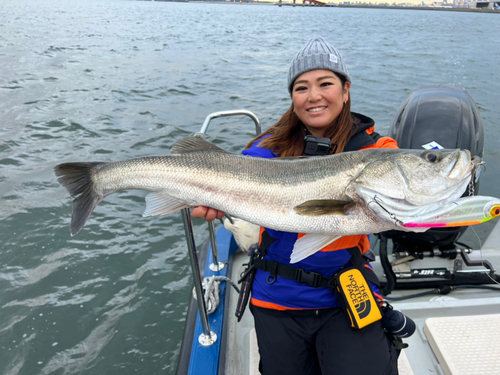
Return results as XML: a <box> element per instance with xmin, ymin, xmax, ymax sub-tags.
<box><xmin>54</xmin><ymin>162</ymin><xmax>105</xmax><ymax>236</ymax></box>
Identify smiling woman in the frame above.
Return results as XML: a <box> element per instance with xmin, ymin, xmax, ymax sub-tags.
<box><xmin>291</xmin><ymin>69</ymin><xmax>350</xmax><ymax>137</ymax></box>
<box><xmin>1</xmin><ymin>1</ymin><xmax>500</xmax><ymax>373</ymax></box>
<box><xmin>192</xmin><ymin>37</ymin><xmax>402</xmax><ymax>375</ymax></box>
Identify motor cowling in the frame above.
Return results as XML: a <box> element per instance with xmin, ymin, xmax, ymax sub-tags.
<box><xmin>389</xmin><ymin>85</ymin><xmax>483</xmax><ymax>156</ymax></box>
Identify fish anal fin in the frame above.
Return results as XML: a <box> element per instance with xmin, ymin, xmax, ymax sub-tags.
<box><xmin>144</xmin><ymin>192</ymin><xmax>190</xmax><ymax>216</ymax></box>
<box><xmin>294</xmin><ymin>200</ymin><xmax>353</xmax><ymax>217</ymax></box>
<box><xmin>290</xmin><ymin>234</ymin><xmax>341</xmax><ymax>263</ymax></box>
<box><xmin>170</xmin><ymin>134</ymin><xmax>230</xmax><ymax>155</ymax></box>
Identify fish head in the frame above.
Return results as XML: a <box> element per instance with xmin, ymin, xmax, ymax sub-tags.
<box><xmin>393</xmin><ymin>149</ymin><xmax>474</xmax><ymax>205</ymax></box>
<box><xmin>354</xmin><ymin>149</ymin><xmax>476</xmax><ymax>207</ymax></box>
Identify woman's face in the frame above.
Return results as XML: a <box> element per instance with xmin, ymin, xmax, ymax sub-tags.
<box><xmin>291</xmin><ymin>69</ymin><xmax>350</xmax><ymax>137</ymax></box>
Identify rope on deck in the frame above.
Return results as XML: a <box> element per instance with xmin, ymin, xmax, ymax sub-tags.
<box><xmin>192</xmin><ymin>276</ymin><xmax>240</xmax><ymax>314</ymax></box>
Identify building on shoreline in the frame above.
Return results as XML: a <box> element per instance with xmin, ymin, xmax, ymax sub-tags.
<box><xmin>266</xmin><ymin>0</ymin><xmax>499</xmax><ymax>8</ymax></box>
<box><xmin>182</xmin><ymin>0</ymin><xmax>499</xmax><ymax>9</ymax></box>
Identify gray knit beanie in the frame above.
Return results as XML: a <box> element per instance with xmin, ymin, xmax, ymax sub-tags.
<box><xmin>287</xmin><ymin>37</ymin><xmax>351</xmax><ymax>94</ymax></box>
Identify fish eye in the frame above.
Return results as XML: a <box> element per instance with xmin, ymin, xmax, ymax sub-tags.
<box><xmin>491</xmin><ymin>205</ymin><xmax>500</xmax><ymax>218</ymax></box>
<box><xmin>424</xmin><ymin>151</ymin><xmax>440</xmax><ymax>163</ymax></box>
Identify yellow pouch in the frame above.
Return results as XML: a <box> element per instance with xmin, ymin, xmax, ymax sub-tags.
<box><xmin>335</xmin><ymin>267</ymin><xmax>382</xmax><ymax>329</ymax></box>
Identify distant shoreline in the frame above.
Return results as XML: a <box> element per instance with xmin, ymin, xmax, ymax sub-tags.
<box><xmin>180</xmin><ymin>1</ymin><xmax>500</xmax><ymax>13</ymax></box>
<box><xmin>329</xmin><ymin>4</ymin><xmax>499</xmax><ymax>12</ymax></box>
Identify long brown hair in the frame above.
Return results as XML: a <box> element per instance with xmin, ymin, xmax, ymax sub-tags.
<box><xmin>245</xmin><ymin>77</ymin><xmax>356</xmax><ymax>157</ymax></box>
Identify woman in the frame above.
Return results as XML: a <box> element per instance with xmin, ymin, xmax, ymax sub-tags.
<box><xmin>193</xmin><ymin>37</ymin><xmax>399</xmax><ymax>375</ymax></box>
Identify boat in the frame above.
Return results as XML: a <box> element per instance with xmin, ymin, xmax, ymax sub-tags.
<box><xmin>175</xmin><ymin>87</ymin><xmax>500</xmax><ymax>375</ymax></box>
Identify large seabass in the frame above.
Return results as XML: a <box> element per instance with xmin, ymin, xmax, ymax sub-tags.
<box><xmin>55</xmin><ymin>135</ymin><xmax>500</xmax><ymax>263</ymax></box>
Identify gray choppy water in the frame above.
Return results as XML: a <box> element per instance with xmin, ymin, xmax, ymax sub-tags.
<box><xmin>1</xmin><ymin>1</ymin><xmax>499</xmax><ymax>374</ymax></box>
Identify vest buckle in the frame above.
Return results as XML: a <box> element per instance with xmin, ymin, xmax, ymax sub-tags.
<box><xmin>295</xmin><ymin>269</ymin><xmax>322</xmax><ymax>288</ymax></box>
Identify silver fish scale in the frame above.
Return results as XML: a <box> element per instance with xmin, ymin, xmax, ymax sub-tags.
<box><xmin>87</xmin><ymin>148</ymin><xmax>473</xmax><ymax>236</ymax></box>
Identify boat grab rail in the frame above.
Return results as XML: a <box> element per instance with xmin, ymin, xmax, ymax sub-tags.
<box><xmin>199</xmin><ymin>109</ymin><xmax>261</xmax><ymax>135</ymax></box>
<box><xmin>181</xmin><ymin>110</ymin><xmax>261</xmax><ymax>346</ymax></box>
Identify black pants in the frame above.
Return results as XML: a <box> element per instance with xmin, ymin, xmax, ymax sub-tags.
<box><xmin>250</xmin><ymin>304</ymin><xmax>399</xmax><ymax>375</ymax></box>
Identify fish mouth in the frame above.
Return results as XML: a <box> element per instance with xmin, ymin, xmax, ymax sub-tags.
<box><xmin>447</xmin><ymin>150</ymin><xmax>471</xmax><ymax>180</ymax></box>
<box><xmin>447</xmin><ymin>153</ymin><xmax>483</xmax><ymax>197</ymax></box>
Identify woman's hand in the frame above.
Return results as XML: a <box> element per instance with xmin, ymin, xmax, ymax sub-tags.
<box><xmin>191</xmin><ymin>206</ymin><xmax>225</xmax><ymax>222</ymax></box>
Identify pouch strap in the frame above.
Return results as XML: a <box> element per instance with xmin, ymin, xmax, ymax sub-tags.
<box><xmin>346</xmin><ymin>247</ymin><xmax>380</xmax><ymax>287</ymax></box>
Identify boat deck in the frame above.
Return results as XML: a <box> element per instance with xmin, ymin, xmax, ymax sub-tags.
<box><xmin>223</xmin><ymin>224</ymin><xmax>500</xmax><ymax>375</ymax></box>
<box><xmin>424</xmin><ymin>314</ymin><xmax>500</xmax><ymax>374</ymax></box>
<box><xmin>388</xmin><ymin>268</ymin><xmax>500</xmax><ymax>375</ymax></box>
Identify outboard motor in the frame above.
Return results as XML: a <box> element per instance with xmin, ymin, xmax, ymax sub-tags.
<box><xmin>378</xmin><ymin>86</ymin><xmax>488</xmax><ymax>294</ymax></box>
<box><xmin>389</xmin><ymin>85</ymin><xmax>484</xmax><ymax>156</ymax></box>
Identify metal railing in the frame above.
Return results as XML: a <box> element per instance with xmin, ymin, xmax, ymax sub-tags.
<box><xmin>182</xmin><ymin>110</ymin><xmax>261</xmax><ymax>346</ymax></box>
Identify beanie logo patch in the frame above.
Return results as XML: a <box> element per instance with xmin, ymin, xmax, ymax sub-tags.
<box><xmin>329</xmin><ymin>54</ymin><xmax>338</xmax><ymax>63</ymax></box>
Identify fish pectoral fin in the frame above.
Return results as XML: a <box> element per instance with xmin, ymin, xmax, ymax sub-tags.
<box><xmin>170</xmin><ymin>134</ymin><xmax>230</xmax><ymax>155</ymax></box>
<box><xmin>293</xmin><ymin>200</ymin><xmax>353</xmax><ymax>216</ymax></box>
<box><xmin>143</xmin><ymin>192</ymin><xmax>190</xmax><ymax>216</ymax></box>
<box><xmin>290</xmin><ymin>234</ymin><xmax>341</xmax><ymax>263</ymax></box>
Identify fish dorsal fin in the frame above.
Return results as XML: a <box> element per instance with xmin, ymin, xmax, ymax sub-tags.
<box><xmin>170</xmin><ymin>133</ymin><xmax>230</xmax><ymax>155</ymax></box>
<box><xmin>294</xmin><ymin>199</ymin><xmax>353</xmax><ymax>216</ymax></box>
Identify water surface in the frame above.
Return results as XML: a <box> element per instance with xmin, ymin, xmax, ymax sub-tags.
<box><xmin>1</xmin><ymin>1</ymin><xmax>499</xmax><ymax>374</ymax></box>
